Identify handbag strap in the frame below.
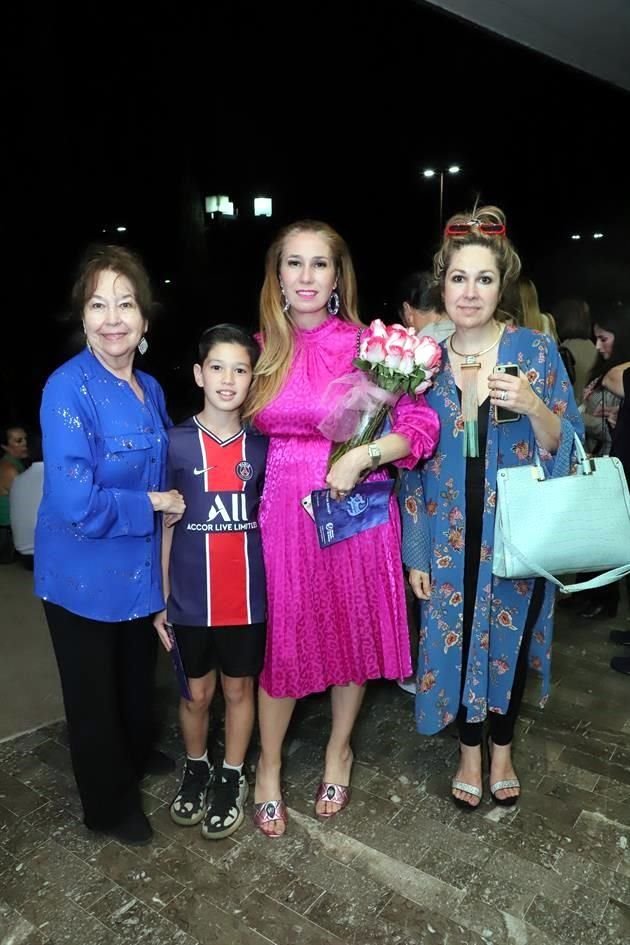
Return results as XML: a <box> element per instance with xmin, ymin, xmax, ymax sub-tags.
<box><xmin>499</xmin><ymin>533</ymin><xmax>630</xmax><ymax>594</ymax></box>
<box><xmin>531</xmin><ymin>431</ymin><xmax>591</xmax><ymax>480</ymax></box>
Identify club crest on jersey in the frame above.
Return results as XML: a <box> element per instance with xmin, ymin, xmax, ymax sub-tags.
<box><xmin>235</xmin><ymin>461</ymin><xmax>253</xmax><ymax>481</ymax></box>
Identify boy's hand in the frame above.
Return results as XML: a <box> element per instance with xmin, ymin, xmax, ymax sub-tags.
<box><xmin>153</xmin><ymin>610</ymin><xmax>173</xmax><ymax>651</ymax></box>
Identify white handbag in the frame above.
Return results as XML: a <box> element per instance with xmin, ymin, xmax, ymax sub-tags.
<box><xmin>493</xmin><ymin>433</ymin><xmax>630</xmax><ymax>593</ymax></box>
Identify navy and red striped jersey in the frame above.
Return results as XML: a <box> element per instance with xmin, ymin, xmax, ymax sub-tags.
<box><xmin>166</xmin><ymin>417</ymin><xmax>268</xmax><ymax>626</ymax></box>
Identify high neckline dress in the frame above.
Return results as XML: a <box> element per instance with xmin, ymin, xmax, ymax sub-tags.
<box><xmin>255</xmin><ymin>316</ymin><xmax>440</xmax><ymax>699</ymax></box>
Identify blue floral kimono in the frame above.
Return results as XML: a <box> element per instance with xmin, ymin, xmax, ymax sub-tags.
<box><xmin>400</xmin><ymin>326</ymin><xmax>583</xmax><ymax>736</ymax></box>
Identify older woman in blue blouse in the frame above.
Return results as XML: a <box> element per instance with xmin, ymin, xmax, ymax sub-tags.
<box><xmin>35</xmin><ymin>245</ymin><xmax>184</xmax><ymax>845</ymax></box>
<box><xmin>400</xmin><ymin>207</ymin><xmax>582</xmax><ymax>810</ymax></box>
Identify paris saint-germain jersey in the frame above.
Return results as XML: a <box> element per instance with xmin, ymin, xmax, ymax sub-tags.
<box><xmin>166</xmin><ymin>417</ymin><xmax>268</xmax><ymax>627</ymax></box>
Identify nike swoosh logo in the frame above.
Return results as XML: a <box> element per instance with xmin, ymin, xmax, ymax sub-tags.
<box><xmin>193</xmin><ymin>466</ymin><xmax>215</xmax><ymax>476</ymax></box>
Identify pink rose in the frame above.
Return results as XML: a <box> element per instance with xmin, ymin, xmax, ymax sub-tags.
<box><xmin>370</xmin><ymin>318</ymin><xmax>388</xmax><ymax>339</ymax></box>
<box><xmin>413</xmin><ymin>378</ymin><xmax>432</xmax><ymax>394</ymax></box>
<box><xmin>362</xmin><ymin>336</ymin><xmax>386</xmax><ymax>364</ymax></box>
<box><xmin>384</xmin><ymin>343</ymin><xmax>403</xmax><ymax>369</ymax></box>
<box><xmin>399</xmin><ymin>350</ymin><xmax>415</xmax><ymax>375</ymax></box>
<box><xmin>394</xmin><ymin>324</ymin><xmax>410</xmax><ymax>338</ymax></box>
<box><xmin>414</xmin><ymin>335</ymin><xmax>442</xmax><ymax>370</ymax></box>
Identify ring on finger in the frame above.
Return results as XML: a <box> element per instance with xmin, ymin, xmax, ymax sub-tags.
<box><xmin>501</xmin><ymin>390</ymin><xmax>508</xmax><ymax>402</ymax></box>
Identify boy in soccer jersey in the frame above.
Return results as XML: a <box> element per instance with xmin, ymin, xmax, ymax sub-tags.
<box><xmin>154</xmin><ymin>324</ymin><xmax>267</xmax><ymax>839</ymax></box>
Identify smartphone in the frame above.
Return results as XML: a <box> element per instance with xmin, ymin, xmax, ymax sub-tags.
<box><xmin>494</xmin><ymin>363</ymin><xmax>520</xmax><ymax>422</ymax></box>
<box><xmin>301</xmin><ymin>494</ymin><xmax>315</xmax><ymax>520</ymax></box>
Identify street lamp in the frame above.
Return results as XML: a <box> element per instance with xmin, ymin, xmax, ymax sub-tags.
<box><xmin>422</xmin><ymin>165</ymin><xmax>461</xmax><ymax>232</ymax></box>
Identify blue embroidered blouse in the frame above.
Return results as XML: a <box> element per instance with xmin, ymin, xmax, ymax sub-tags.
<box><xmin>400</xmin><ymin>326</ymin><xmax>584</xmax><ymax>735</ymax></box>
<box><xmin>34</xmin><ymin>348</ymin><xmax>170</xmax><ymax>622</ymax></box>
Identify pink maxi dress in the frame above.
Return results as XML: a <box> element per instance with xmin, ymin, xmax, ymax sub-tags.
<box><xmin>255</xmin><ymin>316</ymin><xmax>440</xmax><ymax>699</ymax></box>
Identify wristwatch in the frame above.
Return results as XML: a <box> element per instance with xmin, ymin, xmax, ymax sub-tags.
<box><xmin>367</xmin><ymin>443</ymin><xmax>381</xmax><ymax>469</ymax></box>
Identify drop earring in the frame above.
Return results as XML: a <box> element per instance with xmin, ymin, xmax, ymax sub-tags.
<box><xmin>279</xmin><ymin>282</ymin><xmax>290</xmax><ymax>314</ymax></box>
<box><xmin>327</xmin><ymin>289</ymin><xmax>340</xmax><ymax>316</ymax></box>
<box><xmin>137</xmin><ymin>336</ymin><xmax>149</xmax><ymax>355</ymax></box>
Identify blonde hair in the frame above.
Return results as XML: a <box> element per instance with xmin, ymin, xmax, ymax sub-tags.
<box><xmin>517</xmin><ymin>278</ymin><xmax>559</xmax><ymax>340</ymax></box>
<box><xmin>433</xmin><ymin>205</ymin><xmax>522</xmax><ymax>305</ymax></box>
<box><xmin>245</xmin><ymin>220</ymin><xmax>362</xmax><ymax>421</ymax></box>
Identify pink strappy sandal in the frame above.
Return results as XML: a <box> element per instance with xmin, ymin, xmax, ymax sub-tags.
<box><xmin>253</xmin><ymin>799</ymin><xmax>288</xmax><ymax>837</ymax></box>
<box><xmin>314</xmin><ymin>781</ymin><xmax>350</xmax><ymax>818</ymax></box>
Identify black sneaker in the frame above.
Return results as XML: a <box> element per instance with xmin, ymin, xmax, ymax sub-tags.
<box><xmin>201</xmin><ymin>767</ymin><xmax>248</xmax><ymax>840</ymax></box>
<box><xmin>170</xmin><ymin>759</ymin><xmax>212</xmax><ymax>826</ymax></box>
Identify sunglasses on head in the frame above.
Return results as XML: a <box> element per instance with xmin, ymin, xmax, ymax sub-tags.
<box><xmin>445</xmin><ymin>220</ymin><xmax>506</xmax><ymax>237</ymax></box>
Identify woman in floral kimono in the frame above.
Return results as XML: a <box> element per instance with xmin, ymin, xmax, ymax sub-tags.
<box><xmin>400</xmin><ymin>206</ymin><xmax>582</xmax><ymax>809</ymax></box>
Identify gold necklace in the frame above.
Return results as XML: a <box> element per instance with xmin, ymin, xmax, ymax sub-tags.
<box><xmin>449</xmin><ymin>324</ymin><xmax>502</xmax><ymax>364</ymax></box>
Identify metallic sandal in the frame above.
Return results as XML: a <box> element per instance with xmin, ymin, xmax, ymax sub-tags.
<box><xmin>253</xmin><ymin>799</ymin><xmax>288</xmax><ymax>837</ymax></box>
<box><xmin>489</xmin><ymin>778</ymin><xmax>520</xmax><ymax>807</ymax></box>
<box><xmin>451</xmin><ymin>779</ymin><xmax>482</xmax><ymax>811</ymax></box>
<box><xmin>314</xmin><ymin>781</ymin><xmax>350</xmax><ymax>818</ymax></box>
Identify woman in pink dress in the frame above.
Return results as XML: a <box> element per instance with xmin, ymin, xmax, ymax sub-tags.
<box><xmin>246</xmin><ymin>220</ymin><xmax>440</xmax><ymax>836</ymax></box>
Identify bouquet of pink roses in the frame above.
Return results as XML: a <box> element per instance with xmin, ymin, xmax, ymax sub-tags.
<box><xmin>319</xmin><ymin>319</ymin><xmax>442</xmax><ymax>470</ymax></box>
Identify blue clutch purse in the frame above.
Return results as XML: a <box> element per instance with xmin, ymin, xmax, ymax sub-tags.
<box><xmin>310</xmin><ymin>480</ymin><xmax>395</xmax><ymax>548</ymax></box>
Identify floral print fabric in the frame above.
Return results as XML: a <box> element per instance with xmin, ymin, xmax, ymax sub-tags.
<box><xmin>400</xmin><ymin>326</ymin><xmax>583</xmax><ymax>735</ymax></box>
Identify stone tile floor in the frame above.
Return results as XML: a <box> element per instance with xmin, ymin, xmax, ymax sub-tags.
<box><xmin>2</xmin><ymin>600</ymin><xmax>630</xmax><ymax>944</ymax></box>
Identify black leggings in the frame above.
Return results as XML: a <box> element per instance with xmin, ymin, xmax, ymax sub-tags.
<box><xmin>44</xmin><ymin>601</ymin><xmax>158</xmax><ymax>830</ymax></box>
<box><xmin>456</xmin><ymin>432</ymin><xmax>545</xmax><ymax>746</ymax></box>
<box><xmin>456</xmin><ymin>576</ymin><xmax>545</xmax><ymax>746</ymax></box>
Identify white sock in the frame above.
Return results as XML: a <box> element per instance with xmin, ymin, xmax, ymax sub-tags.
<box><xmin>222</xmin><ymin>760</ymin><xmax>243</xmax><ymax>778</ymax></box>
<box><xmin>187</xmin><ymin>752</ymin><xmax>209</xmax><ymax>766</ymax></box>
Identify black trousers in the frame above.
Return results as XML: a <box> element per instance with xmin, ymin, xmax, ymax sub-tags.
<box><xmin>44</xmin><ymin>601</ymin><xmax>158</xmax><ymax>830</ymax></box>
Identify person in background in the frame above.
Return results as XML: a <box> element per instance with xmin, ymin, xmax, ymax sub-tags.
<box><xmin>515</xmin><ymin>277</ymin><xmax>558</xmax><ymax>341</ymax></box>
<box><xmin>154</xmin><ymin>324</ymin><xmax>268</xmax><ymax>841</ymax></box>
<box><xmin>551</xmin><ymin>298</ymin><xmax>597</xmax><ymax>404</ymax></box>
<box><xmin>35</xmin><ymin>245</ymin><xmax>185</xmax><ymax>846</ymax></box>
<box><xmin>246</xmin><ymin>220</ymin><xmax>440</xmax><ymax>836</ymax></box>
<box><xmin>575</xmin><ymin>307</ymin><xmax>630</xmax><ymax>620</ymax></box>
<box><xmin>396</xmin><ymin>270</ymin><xmax>454</xmax><ymax>343</ymax></box>
<box><xmin>0</xmin><ymin>424</ymin><xmax>29</xmax><ymax>564</ymax></box>
<box><xmin>580</xmin><ymin>303</ymin><xmax>630</xmax><ymax>459</ymax></box>
<box><xmin>400</xmin><ymin>205</ymin><xmax>582</xmax><ymax>810</ymax></box>
<box><xmin>9</xmin><ymin>431</ymin><xmax>43</xmax><ymax>570</ymax></box>
<box><xmin>603</xmin><ymin>361</ymin><xmax>630</xmax><ymax>668</ymax></box>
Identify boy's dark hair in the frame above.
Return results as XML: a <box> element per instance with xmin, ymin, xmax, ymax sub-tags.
<box><xmin>197</xmin><ymin>323</ymin><xmax>259</xmax><ymax>368</ymax></box>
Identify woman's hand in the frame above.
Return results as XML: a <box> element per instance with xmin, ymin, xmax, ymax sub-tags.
<box><xmin>489</xmin><ymin>365</ymin><xmax>561</xmax><ymax>453</ymax></box>
<box><xmin>325</xmin><ymin>445</ymin><xmax>369</xmax><ymax>500</ymax></box>
<box><xmin>488</xmin><ymin>368</ymin><xmax>539</xmax><ymax>418</ymax></box>
<box><xmin>153</xmin><ymin>609</ymin><xmax>173</xmax><ymax>651</ymax></box>
<box><xmin>593</xmin><ymin>402</ymin><xmax>619</xmax><ymax>427</ymax></box>
<box><xmin>409</xmin><ymin>569</ymin><xmax>431</xmax><ymax>600</ymax></box>
<box><xmin>149</xmin><ymin>489</ymin><xmax>186</xmax><ymax>516</ymax></box>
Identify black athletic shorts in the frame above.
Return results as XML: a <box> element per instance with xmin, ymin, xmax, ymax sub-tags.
<box><xmin>173</xmin><ymin>623</ymin><xmax>266</xmax><ymax>679</ymax></box>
